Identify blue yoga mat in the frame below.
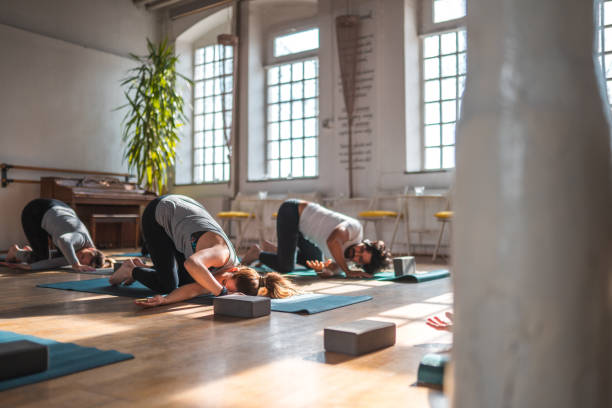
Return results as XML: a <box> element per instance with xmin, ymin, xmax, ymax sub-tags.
<box><xmin>255</xmin><ymin>265</ymin><xmax>450</xmax><ymax>282</ymax></box>
<box><xmin>37</xmin><ymin>278</ymin><xmax>371</xmax><ymax>314</ymax></box>
<box><xmin>270</xmin><ymin>293</ymin><xmax>372</xmax><ymax>314</ymax></box>
<box><xmin>0</xmin><ymin>331</ymin><xmax>133</xmax><ymax>391</ymax></box>
<box><xmin>112</xmin><ymin>252</ymin><xmax>145</xmax><ymax>257</ymax></box>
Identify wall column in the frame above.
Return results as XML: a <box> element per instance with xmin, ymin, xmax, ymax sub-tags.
<box><xmin>452</xmin><ymin>1</ymin><xmax>611</xmax><ymax>407</ymax></box>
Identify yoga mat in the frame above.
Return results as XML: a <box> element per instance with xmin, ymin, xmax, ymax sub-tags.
<box><xmin>0</xmin><ymin>331</ymin><xmax>133</xmax><ymax>391</ymax></box>
<box><xmin>270</xmin><ymin>293</ymin><xmax>372</xmax><ymax>314</ymax></box>
<box><xmin>278</xmin><ymin>268</ymin><xmax>450</xmax><ymax>282</ymax></box>
<box><xmin>37</xmin><ymin>279</ymin><xmax>371</xmax><ymax>314</ymax></box>
<box><xmin>60</xmin><ymin>267</ymin><xmax>114</xmax><ymax>276</ymax></box>
<box><xmin>417</xmin><ymin>353</ymin><xmax>449</xmax><ymax>387</ymax></box>
<box><xmin>112</xmin><ymin>252</ymin><xmax>145</xmax><ymax>257</ymax></box>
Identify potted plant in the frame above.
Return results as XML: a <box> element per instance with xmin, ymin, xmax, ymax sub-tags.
<box><xmin>119</xmin><ymin>38</ymin><xmax>191</xmax><ymax>194</ymax></box>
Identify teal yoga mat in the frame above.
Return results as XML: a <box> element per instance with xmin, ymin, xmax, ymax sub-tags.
<box><xmin>112</xmin><ymin>252</ymin><xmax>145</xmax><ymax>257</ymax></box>
<box><xmin>256</xmin><ymin>266</ymin><xmax>450</xmax><ymax>282</ymax></box>
<box><xmin>37</xmin><ymin>279</ymin><xmax>372</xmax><ymax>314</ymax></box>
<box><xmin>0</xmin><ymin>331</ymin><xmax>133</xmax><ymax>391</ymax></box>
<box><xmin>417</xmin><ymin>353</ymin><xmax>450</xmax><ymax>387</ymax></box>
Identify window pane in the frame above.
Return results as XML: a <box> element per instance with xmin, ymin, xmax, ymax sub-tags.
<box><xmin>280</xmin><ymin>65</ymin><xmax>291</xmax><ymax>83</ymax></box>
<box><xmin>441</xmin><ymin>55</ymin><xmax>457</xmax><ymax>77</ymax></box>
<box><xmin>458</xmin><ymin>75</ymin><xmax>466</xmax><ymax>96</ymax></box>
<box><xmin>204</xmin><ymin>46</ymin><xmax>215</xmax><ymax>63</ymax></box>
<box><xmin>204</xmin><ymin>165</ymin><xmax>214</xmax><ymax>181</ymax></box>
<box><xmin>605</xmin><ymin>54</ymin><xmax>612</xmax><ymax>78</ymax></box>
<box><xmin>195</xmin><ymin>115</ymin><xmax>204</xmax><ymax>131</ymax></box>
<box><xmin>433</xmin><ymin>0</ymin><xmax>466</xmax><ymax>23</ymax></box>
<box><xmin>214</xmin><ymin>163</ymin><xmax>223</xmax><ymax>181</ymax></box>
<box><xmin>304</xmin><ymin>60</ymin><xmax>317</xmax><ymax>79</ymax></box>
<box><xmin>280</xmin><ymin>103</ymin><xmax>291</xmax><ymax>121</ymax></box>
<box><xmin>292</xmin><ymin>101</ymin><xmax>303</xmax><ymax>118</ymax></box>
<box><xmin>195</xmin><ymin>99</ymin><xmax>204</xmax><ymax>115</ymax></box>
<box><xmin>224</xmin><ymin>59</ymin><xmax>233</xmax><ymax>74</ymax></box>
<box><xmin>268</xmin><ymin>104</ymin><xmax>279</xmax><ymax>122</ymax></box>
<box><xmin>268</xmin><ymin>67</ymin><xmax>279</xmax><ymax>84</ymax></box>
<box><xmin>204</xmin><ymin>131</ymin><xmax>213</xmax><ymax>147</ymax></box>
<box><xmin>442</xmin><ymin>100</ymin><xmax>457</xmax><ymax>122</ymax></box>
<box><xmin>280</xmin><ymin>121</ymin><xmax>291</xmax><ymax>139</ymax></box>
<box><xmin>292</xmin><ymin>120</ymin><xmax>304</xmax><ymax>138</ymax></box>
<box><xmin>423</xmin><ymin>36</ymin><xmax>439</xmax><ymax>58</ymax></box>
<box><xmin>441</xmin><ymin>78</ymin><xmax>457</xmax><ymax>100</ymax></box>
<box><xmin>304</xmin><ymin>79</ymin><xmax>317</xmax><ymax>98</ymax></box>
<box><xmin>458</xmin><ymin>30</ymin><xmax>467</xmax><ymax>52</ymax></box>
<box><xmin>305</xmin><ymin>118</ymin><xmax>317</xmax><ymax>136</ymax></box>
<box><xmin>214</xmin><ymin>95</ymin><xmax>222</xmax><ymax>111</ymax></box>
<box><xmin>204</xmin><ymin>147</ymin><xmax>213</xmax><ymax>164</ymax></box>
<box><xmin>304</xmin><ymin>138</ymin><xmax>317</xmax><ymax>156</ymax></box>
<box><xmin>205</xmin><ymin>79</ymin><xmax>214</xmax><ymax>96</ymax></box>
<box><xmin>425</xmin><ymin>125</ymin><xmax>440</xmax><ymax>147</ymax></box>
<box><xmin>268</xmin><ymin>123</ymin><xmax>279</xmax><ymax>141</ymax></box>
<box><xmin>442</xmin><ymin>123</ymin><xmax>456</xmax><ymax>145</ymax></box>
<box><xmin>214</xmin><ymin>129</ymin><xmax>224</xmax><ymax>146</ymax></box>
<box><xmin>425</xmin><ymin>147</ymin><xmax>441</xmax><ymax>169</ymax></box>
<box><xmin>195</xmin><ymin>149</ymin><xmax>204</xmax><ymax>165</ymax></box>
<box><xmin>195</xmin><ymin>81</ymin><xmax>204</xmax><ymax>98</ymax></box>
<box><xmin>606</xmin><ymin>27</ymin><xmax>612</xmax><ymax>52</ymax></box>
<box><xmin>268</xmin><ymin>142</ymin><xmax>279</xmax><ymax>159</ymax></box>
<box><xmin>458</xmin><ymin>52</ymin><xmax>467</xmax><ymax>75</ymax></box>
<box><xmin>292</xmin><ymin>139</ymin><xmax>303</xmax><ymax>156</ymax></box>
<box><xmin>292</xmin><ymin>62</ymin><xmax>303</xmax><ymax>81</ymax></box>
<box><xmin>204</xmin><ymin>97</ymin><xmax>213</xmax><ymax>113</ymax></box>
<box><xmin>304</xmin><ymin>157</ymin><xmax>317</xmax><ymax>176</ymax></box>
<box><xmin>224</xmin><ymin>75</ymin><xmax>233</xmax><ymax>92</ymax></box>
<box><xmin>194</xmin><ymin>166</ymin><xmax>203</xmax><ymax>183</ymax></box>
<box><xmin>280</xmin><ymin>84</ymin><xmax>291</xmax><ymax>101</ymax></box>
<box><xmin>195</xmin><ymin>48</ymin><xmax>204</xmax><ymax>65</ymax></box>
<box><xmin>280</xmin><ymin>159</ymin><xmax>291</xmax><ymax>177</ymax></box>
<box><xmin>440</xmin><ymin>32</ymin><xmax>457</xmax><ymax>54</ymax></box>
<box><xmin>425</xmin><ymin>102</ymin><xmax>440</xmax><ymax>124</ymax></box>
<box><xmin>424</xmin><ymin>58</ymin><xmax>440</xmax><ymax>79</ymax></box>
<box><xmin>194</xmin><ymin>65</ymin><xmax>204</xmax><ymax>81</ymax></box>
<box><xmin>268</xmin><ymin>160</ymin><xmax>279</xmax><ymax>178</ymax></box>
<box><xmin>274</xmin><ymin>28</ymin><xmax>319</xmax><ymax>57</ymax></box>
<box><xmin>292</xmin><ymin>158</ymin><xmax>304</xmax><ymax>177</ymax></box>
<box><xmin>194</xmin><ymin>132</ymin><xmax>204</xmax><ymax>148</ymax></box>
<box><xmin>304</xmin><ymin>98</ymin><xmax>316</xmax><ymax>117</ymax></box>
<box><xmin>424</xmin><ymin>80</ymin><xmax>440</xmax><ymax>102</ymax></box>
<box><xmin>292</xmin><ymin>82</ymin><xmax>303</xmax><ymax>99</ymax></box>
<box><xmin>442</xmin><ymin>146</ymin><xmax>455</xmax><ymax>168</ymax></box>
<box><xmin>205</xmin><ymin>63</ymin><xmax>214</xmax><ymax>78</ymax></box>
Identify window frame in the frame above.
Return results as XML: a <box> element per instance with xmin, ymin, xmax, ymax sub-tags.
<box><xmin>263</xmin><ymin>23</ymin><xmax>320</xmax><ymax>180</ymax></box>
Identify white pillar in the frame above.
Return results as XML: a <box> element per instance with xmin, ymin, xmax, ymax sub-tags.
<box><xmin>453</xmin><ymin>1</ymin><xmax>612</xmax><ymax>407</ymax></box>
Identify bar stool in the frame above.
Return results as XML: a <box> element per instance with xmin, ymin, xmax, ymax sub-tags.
<box><xmin>432</xmin><ymin>210</ymin><xmax>453</xmax><ymax>261</ymax></box>
<box><xmin>358</xmin><ymin>196</ymin><xmax>410</xmax><ymax>254</ymax></box>
<box><xmin>217</xmin><ymin>210</ymin><xmax>256</xmax><ymax>251</ymax></box>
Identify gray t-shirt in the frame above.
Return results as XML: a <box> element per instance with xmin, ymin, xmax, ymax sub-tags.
<box><xmin>154</xmin><ymin>195</ymin><xmax>238</xmax><ymax>273</ymax></box>
<box><xmin>41</xmin><ymin>205</ymin><xmax>94</xmax><ymax>266</ymax></box>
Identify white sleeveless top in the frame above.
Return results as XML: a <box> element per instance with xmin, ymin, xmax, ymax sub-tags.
<box><xmin>298</xmin><ymin>202</ymin><xmax>363</xmax><ymax>260</ymax></box>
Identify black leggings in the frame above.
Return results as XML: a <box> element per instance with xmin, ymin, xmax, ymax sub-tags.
<box><xmin>21</xmin><ymin>198</ymin><xmax>70</xmax><ymax>262</ymax></box>
<box><xmin>258</xmin><ymin>200</ymin><xmax>322</xmax><ymax>273</ymax></box>
<box><xmin>131</xmin><ymin>196</ymin><xmax>195</xmax><ymax>294</ymax></box>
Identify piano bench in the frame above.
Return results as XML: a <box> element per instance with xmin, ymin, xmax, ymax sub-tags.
<box><xmin>90</xmin><ymin>214</ymin><xmax>140</xmax><ymax>249</ymax></box>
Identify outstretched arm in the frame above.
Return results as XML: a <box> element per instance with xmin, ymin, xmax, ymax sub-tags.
<box><xmin>135</xmin><ymin>282</ymin><xmax>209</xmax><ymax>307</ymax></box>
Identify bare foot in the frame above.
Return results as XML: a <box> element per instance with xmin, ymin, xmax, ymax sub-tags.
<box><xmin>241</xmin><ymin>244</ymin><xmax>262</xmax><ymax>266</ymax></box>
<box><xmin>261</xmin><ymin>239</ymin><xmax>277</xmax><ymax>253</ymax></box>
<box><xmin>6</xmin><ymin>244</ymin><xmax>21</xmax><ymax>262</ymax></box>
<box><xmin>109</xmin><ymin>261</ymin><xmax>135</xmax><ymax>285</ymax></box>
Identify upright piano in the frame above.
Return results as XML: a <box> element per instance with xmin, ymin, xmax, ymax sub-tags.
<box><xmin>40</xmin><ymin>177</ymin><xmax>156</xmax><ymax>249</ymax></box>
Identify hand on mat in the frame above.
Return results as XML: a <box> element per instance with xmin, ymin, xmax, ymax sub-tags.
<box><xmin>345</xmin><ymin>269</ymin><xmax>374</xmax><ymax>279</ymax></box>
<box><xmin>306</xmin><ymin>259</ymin><xmax>334</xmax><ymax>278</ymax></box>
<box><xmin>135</xmin><ymin>295</ymin><xmax>166</xmax><ymax>307</ymax></box>
<box><xmin>0</xmin><ymin>261</ymin><xmax>31</xmax><ymax>270</ymax></box>
<box><xmin>426</xmin><ymin>312</ymin><xmax>454</xmax><ymax>332</ymax></box>
<box><xmin>72</xmin><ymin>263</ymin><xmax>96</xmax><ymax>272</ymax></box>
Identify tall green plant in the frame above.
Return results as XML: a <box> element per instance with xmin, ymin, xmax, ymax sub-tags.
<box><xmin>119</xmin><ymin>39</ymin><xmax>191</xmax><ymax>194</ymax></box>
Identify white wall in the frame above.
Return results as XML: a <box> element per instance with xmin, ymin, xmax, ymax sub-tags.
<box><xmin>0</xmin><ymin>1</ymin><xmax>160</xmax><ymax>250</ymax></box>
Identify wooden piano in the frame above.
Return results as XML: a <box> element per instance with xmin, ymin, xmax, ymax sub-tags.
<box><xmin>41</xmin><ymin>177</ymin><xmax>156</xmax><ymax>249</ymax></box>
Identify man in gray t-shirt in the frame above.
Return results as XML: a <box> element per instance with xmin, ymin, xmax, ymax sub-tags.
<box><xmin>2</xmin><ymin>199</ymin><xmax>105</xmax><ymax>271</ymax></box>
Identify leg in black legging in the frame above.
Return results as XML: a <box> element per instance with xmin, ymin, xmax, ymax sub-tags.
<box><xmin>21</xmin><ymin>198</ymin><xmax>67</xmax><ymax>261</ymax></box>
<box><xmin>131</xmin><ymin>197</ymin><xmax>183</xmax><ymax>294</ymax></box>
<box><xmin>295</xmin><ymin>233</ymin><xmax>323</xmax><ymax>266</ymax></box>
<box><xmin>259</xmin><ymin>200</ymin><xmax>304</xmax><ymax>273</ymax></box>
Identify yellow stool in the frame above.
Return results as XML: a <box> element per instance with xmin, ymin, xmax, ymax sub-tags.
<box><xmin>432</xmin><ymin>211</ymin><xmax>453</xmax><ymax>261</ymax></box>
<box><xmin>358</xmin><ymin>209</ymin><xmax>408</xmax><ymax>254</ymax></box>
<box><xmin>217</xmin><ymin>211</ymin><xmax>256</xmax><ymax>251</ymax></box>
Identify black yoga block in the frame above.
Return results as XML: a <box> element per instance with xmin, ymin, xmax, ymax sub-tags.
<box><xmin>213</xmin><ymin>295</ymin><xmax>271</xmax><ymax>318</ymax></box>
<box><xmin>324</xmin><ymin>319</ymin><xmax>396</xmax><ymax>356</ymax></box>
<box><xmin>0</xmin><ymin>340</ymin><xmax>49</xmax><ymax>380</ymax></box>
<box><xmin>393</xmin><ymin>256</ymin><xmax>416</xmax><ymax>277</ymax></box>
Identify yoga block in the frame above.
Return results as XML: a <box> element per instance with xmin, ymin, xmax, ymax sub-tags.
<box><xmin>417</xmin><ymin>353</ymin><xmax>450</xmax><ymax>386</ymax></box>
<box><xmin>0</xmin><ymin>340</ymin><xmax>48</xmax><ymax>380</ymax></box>
<box><xmin>324</xmin><ymin>320</ymin><xmax>396</xmax><ymax>356</ymax></box>
<box><xmin>393</xmin><ymin>256</ymin><xmax>416</xmax><ymax>277</ymax></box>
<box><xmin>213</xmin><ymin>295</ymin><xmax>271</xmax><ymax>318</ymax></box>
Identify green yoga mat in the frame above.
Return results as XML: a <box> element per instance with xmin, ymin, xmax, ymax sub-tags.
<box><xmin>37</xmin><ymin>278</ymin><xmax>372</xmax><ymax>314</ymax></box>
<box><xmin>254</xmin><ymin>265</ymin><xmax>450</xmax><ymax>282</ymax></box>
<box><xmin>417</xmin><ymin>353</ymin><xmax>450</xmax><ymax>387</ymax></box>
<box><xmin>0</xmin><ymin>331</ymin><xmax>133</xmax><ymax>391</ymax></box>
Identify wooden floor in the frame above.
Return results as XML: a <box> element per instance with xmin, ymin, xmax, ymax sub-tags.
<box><xmin>0</xmin><ymin>253</ymin><xmax>453</xmax><ymax>408</ymax></box>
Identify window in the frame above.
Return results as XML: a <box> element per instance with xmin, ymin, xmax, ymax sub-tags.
<box><xmin>422</xmin><ymin>29</ymin><xmax>466</xmax><ymax>170</ymax></box>
<box><xmin>193</xmin><ymin>44</ymin><xmax>233</xmax><ymax>183</ymax></box>
<box><xmin>265</xmin><ymin>28</ymin><xmax>319</xmax><ymax>179</ymax></box>
<box><xmin>433</xmin><ymin>0</ymin><xmax>466</xmax><ymax>23</ymax></box>
<box><xmin>598</xmin><ymin>0</ymin><xmax>612</xmax><ymax>105</ymax></box>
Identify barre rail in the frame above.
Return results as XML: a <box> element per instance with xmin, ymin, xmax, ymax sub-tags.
<box><xmin>1</xmin><ymin>163</ymin><xmax>133</xmax><ymax>188</ymax></box>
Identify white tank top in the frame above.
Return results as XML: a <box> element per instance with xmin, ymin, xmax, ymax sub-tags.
<box><xmin>299</xmin><ymin>202</ymin><xmax>363</xmax><ymax>260</ymax></box>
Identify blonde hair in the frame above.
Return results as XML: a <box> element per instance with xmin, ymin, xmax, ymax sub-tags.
<box><xmin>232</xmin><ymin>266</ymin><xmax>298</xmax><ymax>299</ymax></box>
